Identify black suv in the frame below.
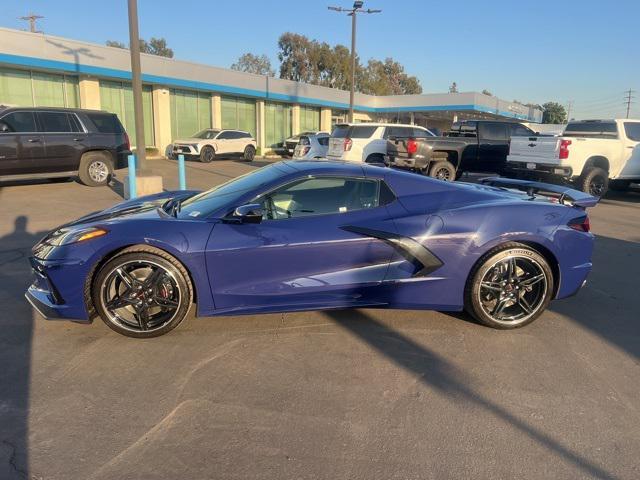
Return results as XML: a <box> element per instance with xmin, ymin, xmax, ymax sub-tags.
<box><xmin>0</xmin><ymin>106</ymin><xmax>131</xmax><ymax>187</ymax></box>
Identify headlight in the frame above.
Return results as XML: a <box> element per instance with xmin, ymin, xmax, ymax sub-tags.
<box><xmin>46</xmin><ymin>227</ymin><xmax>108</xmax><ymax>246</ymax></box>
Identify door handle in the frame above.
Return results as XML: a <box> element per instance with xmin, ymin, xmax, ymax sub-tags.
<box><xmin>27</xmin><ymin>138</ymin><xmax>40</xmax><ymax>143</ymax></box>
<box><xmin>73</xmin><ymin>138</ymin><xmax>85</xmax><ymax>141</ymax></box>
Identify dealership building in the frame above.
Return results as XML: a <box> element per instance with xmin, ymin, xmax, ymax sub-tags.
<box><xmin>0</xmin><ymin>27</ymin><xmax>543</xmax><ymax>154</ymax></box>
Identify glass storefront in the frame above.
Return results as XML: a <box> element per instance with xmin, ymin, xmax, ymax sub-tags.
<box><xmin>0</xmin><ymin>68</ymin><xmax>79</xmax><ymax>108</ymax></box>
<box><xmin>100</xmin><ymin>80</ymin><xmax>154</xmax><ymax>146</ymax></box>
<box><xmin>170</xmin><ymin>89</ymin><xmax>212</xmax><ymax>140</ymax></box>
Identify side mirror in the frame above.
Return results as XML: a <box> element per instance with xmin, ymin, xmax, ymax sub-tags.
<box><xmin>232</xmin><ymin>203</ymin><xmax>263</xmax><ymax>224</ymax></box>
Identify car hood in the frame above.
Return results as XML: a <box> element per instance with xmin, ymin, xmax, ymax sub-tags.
<box><xmin>59</xmin><ymin>190</ymin><xmax>201</xmax><ymax>228</ymax></box>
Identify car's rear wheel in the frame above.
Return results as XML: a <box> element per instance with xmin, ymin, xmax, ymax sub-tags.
<box><xmin>579</xmin><ymin>167</ymin><xmax>609</xmax><ymax>197</ymax></box>
<box><xmin>243</xmin><ymin>145</ymin><xmax>256</xmax><ymax>161</ymax></box>
<box><xmin>78</xmin><ymin>152</ymin><xmax>113</xmax><ymax>187</ymax></box>
<box><xmin>464</xmin><ymin>243</ymin><xmax>554</xmax><ymax>329</ymax></box>
<box><xmin>428</xmin><ymin>160</ymin><xmax>456</xmax><ymax>181</ymax></box>
<box><xmin>92</xmin><ymin>247</ymin><xmax>193</xmax><ymax>338</ymax></box>
<box><xmin>200</xmin><ymin>146</ymin><xmax>216</xmax><ymax>163</ymax></box>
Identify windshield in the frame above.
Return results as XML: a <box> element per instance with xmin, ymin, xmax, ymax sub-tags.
<box><xmin>193</xmin><ymin>129</ymin><xmax>220</xmax><ymax>139</ymax></box>
<box><xmin>178</xmin><ymin>164</ymin><xmax>286</xmax><ymax>218</ymax></box>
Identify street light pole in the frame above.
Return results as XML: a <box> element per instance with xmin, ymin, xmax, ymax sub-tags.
<box><xmin>349</xmin><ymin>11</ymin><xmax>357</xmax><ymax>123</ymax></box>
<box><xmin>127</xmin><ymin>0</ymin><xmax>146</xmax><ymax>171</ymax></box>
<box><xmin>328</xmin><ymin>2</ymin><xmax>381</xmax><ymax>123</ymax></box>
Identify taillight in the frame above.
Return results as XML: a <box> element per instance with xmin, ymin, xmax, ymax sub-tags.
<box><xmin>343</xmin><ymin>138</ymin><xmax>353</xmax><ymax>151</ymax></box>
<box><xmin>568</xmin><ymin>215</ymin><xmax>590</xmax><ymax>232</ymax></box>
<box><xmin>406</xmin><ymin>138</ymin><xmax>418</xmax><ymax>156</ymax></box>
<box><xmin>559</xmin><ymin>139</ymin><xmax>571</xmax><ymax>160</ymax></box>
<box><xmin>124</xmin><ymin>131</ymin><xmax>131</xmax><ymax>151</ymax></box>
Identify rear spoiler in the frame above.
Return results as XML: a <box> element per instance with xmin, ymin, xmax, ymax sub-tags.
<box><xmin>479</xmin><ymin>177</ymin><xmax>599</xmax><ymax>208</ymax></box>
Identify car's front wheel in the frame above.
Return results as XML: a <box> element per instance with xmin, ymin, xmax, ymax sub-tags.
<box><xmin>200</xmin><ymin>146</ymin><xmax>216</xmax><ymax>163</ymax></box>
<box><xmin>464</xmin><ymin>243</ymin><xmax>554</xmax><ymax>329</ymax></box>
<box><xmin>243</xmin><ymin>145</ymin><xmax>256</xmax><ymax>161</ymax></box>
<box><xmin>92</xmin><ymin>246</ymin><xmax>193</xmax><ymax>338</ymax></box>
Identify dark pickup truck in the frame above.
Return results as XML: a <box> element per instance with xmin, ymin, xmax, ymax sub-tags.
<box><xmin>386</xmin><ymin>120</ymin><xmax>536</xmax><ymax>180</ymax></box>
<box><xmin>0</xmin><ymin>106</ymin><xmax>131</xmax><ymax>186</ymax></box>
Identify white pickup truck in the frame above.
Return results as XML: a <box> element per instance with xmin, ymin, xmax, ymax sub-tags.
<box><xmin>506</xmin><ymin>119</ymin><xmax>640</xmax><ymax>196</ymax></box>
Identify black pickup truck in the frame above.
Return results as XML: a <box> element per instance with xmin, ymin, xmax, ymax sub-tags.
<box><xmin>386</xmin><ymin>120</ymin><xmax>536</xmax><ymax>180</ymax></box>
<box><xmin>0</xmin><ymin>106</ymin><xmax>131</xmax><ymax>186</ymax></box>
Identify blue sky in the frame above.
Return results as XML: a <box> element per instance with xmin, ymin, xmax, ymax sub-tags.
<box><xmin>3</xmin><ymin>0</ymin><xmax>638</xmax><ymax>119</ymax></box>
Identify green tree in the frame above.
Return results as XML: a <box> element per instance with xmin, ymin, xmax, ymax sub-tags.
<box><xmin>105</xmin><ymin>37</ymin><xmax>173</xmax><ymax>58</ymax></box>
<box><xmin>482</xmin><ymin>89</ymin><xmax>493</xmax><ymax>96</ymax></box>
<box><xmin>106</xmin><ymin>40</ymin><xmax>126</xmax><ymax>49</ymax></box>
<box><xmin>542</xmin><ymin>102</ymin><xmax>567</xmax><ymax>124</ymax></box>
<box><xmin>231</xmin><ymin>53</ymin><xmax>274</xmax><ymax>76</ymax></box>
<box><xmin>360</xmin><ymin>58</ymin><xmax>422</xmax><ymax>95</ymax></box>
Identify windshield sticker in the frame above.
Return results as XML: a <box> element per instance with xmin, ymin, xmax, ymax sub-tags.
<box><xmin>189</xmin><ymin>211</ymin><xmax>201</xmax><ymax>217</ymax></box>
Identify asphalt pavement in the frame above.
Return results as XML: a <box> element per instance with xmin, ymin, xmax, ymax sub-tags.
<box><xmin>0</xmin><ymin>158</ymin><xmax>638</xmax><ymax>480</ymax></box>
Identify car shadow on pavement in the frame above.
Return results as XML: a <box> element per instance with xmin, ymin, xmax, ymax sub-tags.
<box><xmin>550</xmin><ymin>234</ymin><xmax>640</xmax><ymax>361</ymax></box>
<box><xmin>0</xmin><ymin>216</ymin><xmax>49</xmax><ymax>479</ymax></box>
<box><xmin>324</xmin><ymin>309</ymin><xmax>618</xmax><ymax>480</ymax></box>
<box><xmin>600</xmin><ymin>186</ymin><xmax>640</xmax><ymax>205</ymax></box>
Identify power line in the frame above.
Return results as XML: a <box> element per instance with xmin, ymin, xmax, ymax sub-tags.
<box><xmin>19</xmin><ymin>12</ymin><xmax>43</xmax><ymax>33</ymax></box>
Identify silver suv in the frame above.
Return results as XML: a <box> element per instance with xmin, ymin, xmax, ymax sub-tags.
<box><xmin>172</xmin><ymin>129</ymin><xmax>257</xmax><ymax>162</ymax></box>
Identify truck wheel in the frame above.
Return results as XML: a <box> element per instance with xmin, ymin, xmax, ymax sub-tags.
<box><xmin>609</xmin><ymin>180</ymin><xmax>630</xmax><ymax>192</ymax></box>
<box><xmin>428</xmin><ymin>160</ymin><xmax>456</xmax><ymax>181</ymax></box>
<box><xmin>78</xmin><ymin>152</ymin><xmax>113</xmax><ymax>187</ymax></box>
<box><xmin>200</xmin><ymin>146</ymin><xmax>216</xmax><ymax>163</ymax></box>
<box><xmin>579</xmin><ymin>167</ymin><xmax>609</xmax><ymax>197</ymax></box>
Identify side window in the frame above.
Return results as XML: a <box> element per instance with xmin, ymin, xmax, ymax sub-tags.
<box><xmin>478</xmin><ymin>122</ymin><xmax>508</xmax><ymax>141</ymax></box>
<box><xmin>259</xmin><ymin>177</ymin><xmax>380</xmax><ymax>220</ymax></box>
<box><xmin>350</xmin><ymin>126</ymin><xmax>378</xmax><ymax>138</ymax></box>
<box><xmin>217</xmin><ymin>131</ymin><xmax>232</xmax><ymax>140</ymax></box>
<box><xmin>86</xmin><ymin>113</ymin><xmax>123</xmax><ymax>134</ymax></box>
<box><xmin>624</xmin><ymin>123</ymin><xmax>640</xmax><ymax>142</ymax></box>
<box><xmin>317</xmin><ymin>136</ymin><xmax>329</xmax><ymax>146</ymax></box>
<box><xmin>0</xmin><ymin>112</ymin><xmax>38</xmax><ymax>133</ymax></box>
<box><xmin>241</xmin><ymin>132</ymin><xmax>252</xmax><ymax>138</ymax></box>
<box><xmin>38</xmin><ymin>112</ymin><xmax>78</xmax><ymax>133</ymax></box>
<box><xmin>511</xmin><ymin>124</ymin><xmax>533</xmax><ymax>137</ymax></box>
<box><xmin>384</xmin><ymin>126</ymin><xmax>410</xmax><ymax>139</ymax></box>
<box><xmin>413</xmin><ymin>127</ymin><xmax>432</xmax><ymax>138</ymax></box>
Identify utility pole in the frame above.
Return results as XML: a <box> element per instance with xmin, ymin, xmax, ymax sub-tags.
<box><xmin>565</xmin><ymin>100</ymin><xmax>573</xmax><ymax>122</ymax></box>
<box><xmin>127</xmin><ymin>0</ymin><xmax>146</xmax><ymax>170</ymax></box>
<box><xmin>328</xmin><ymin>1</ymin><xmax>381</xmax><ymax>123</ymax></box>
<box><xmin>19</xmin><ymin>13</ymin><xmax>44</xmax><ymax>33</ymax></box>
<box><xmin>624</xmin><ymin>89</ymin><xmax>635</xmax><ymax>119</ymax></box>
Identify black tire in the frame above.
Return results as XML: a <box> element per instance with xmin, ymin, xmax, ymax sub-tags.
<box><xmin>78</xmin><ymin>152</ymin><xmax>113</xmax><ymax>187</ymax></box>
<box><xmin>428</xmin><ymin>160</ymin><xmax>456</xmax><ymax>181</ymax></box>
<box><xmin>200</xmin><ymin>146</ymin><xmax>216</xmax><ymax>163</ymax></box>
<box><xmin>578</xmin><ymin>167</ymin><xmax>609</xmax><ymax>197</ymax></box>
<box><xmin>464</xmin><ymin>242</ymin><xmax>554</xmax><ymax>329</ymax></box>
<box><xmin>609</xmin><ymin>180</ymin><xmax>630</xmax><ymax>192</ymax></box>
<box><xmin>92</xmin><ymin>246</ymin><xmax>193</xmax><ymax>338</ymax></box>
<box><xmin>365</xmin><ymin>153</ymin><xmax>386</xmax><ymax>166</ymax></box>
<box><xmin>243</xmin><ymin>145</ymin><xmax>256</xmax><ymax>161</ymax></box>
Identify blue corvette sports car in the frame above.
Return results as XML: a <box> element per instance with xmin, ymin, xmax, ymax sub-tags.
<box><xmin>26</xmin><ymin>161</ymin><xmax>596</xmax><ymax>338</ymax></box>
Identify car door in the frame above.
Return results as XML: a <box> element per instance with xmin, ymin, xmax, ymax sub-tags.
<box><xmin>214</xmin><ymin>131</ymin><xmax>233</xmax><ymax>155</ymax></box>
<box><xmin>0</xmin><ymin>111</ymin><xmax>45</xmax><ymax>176</ymax></box>
<box><xmin>205</xmin><ymin>175</ymin><xmax>398</xmax><ymax>311</ymax></box>
<box><xmin>477</xmin><ymin>122</ymin><xmax>509</xmax><ymax>173</ymax></box>
<box><xmin>38</xmin><ymin>111</ymin><xmax>86</xmax><ymax>173</ymax></box>
<box><xmin>618</xmin><ymin>122</ymin><xmax>640</xmax><ymax>178</ymax></box>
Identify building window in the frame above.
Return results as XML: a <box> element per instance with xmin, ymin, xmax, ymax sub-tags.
<box><xmin>299</xmin><ymin>106</ymin><xmax>320</xmax><ymax>132</ymax></box>
<box><xmin>169</xmin><ymin>89</ymin><xmax>211</xmax><ymax>141</ymax></box>
<box><xmin>100</xmin><ymin>80</ymin><xmax>154</xmax><ymax>147</ymax></box>
<box><xmin>265</xmin><ymin>102</ymin><xmax>291</xmax><ymax>148</ymax></box>
<box><xmin>221</xmin><ymin>96</ymin><xmax>256</xmax><ymax>138</ymax></box>
<box><xmin>0</xmin><ymin>68</ymin><xmax>79</xmax><ymax>108</ymax></box>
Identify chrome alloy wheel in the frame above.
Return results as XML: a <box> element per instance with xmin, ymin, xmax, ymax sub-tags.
<box><xmin>434</xmin><ymin>167</ymin><xmax>452</xmax><ymax>181</ymax></box>
<box><xmin>88</xmin><ymin>160</ymin><xmax>109</xmax><ymax>183</ymax></box>
<box><xmin>99</xmin><ymin>260</ymin><xmax>182</xmax><ymax>333</ymax></box>
<box><xmin>477</xmin><ymin>255</ymin><xmax>548</xmax><ymax>325</ymax></box>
